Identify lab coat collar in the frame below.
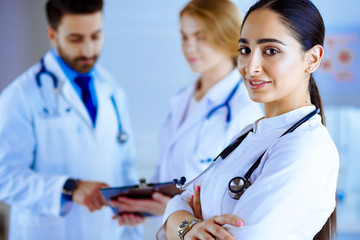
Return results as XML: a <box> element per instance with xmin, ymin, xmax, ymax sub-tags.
<box><xmin>169</xmin><ymin>68</ymin><xmax>241</xmax><ymax>127</ymax></box>
<box><xmin>168</xmin><ymin>84</ymin><xmax>194</xmax><ymax>130</ymax></box>
<box><xmin>91</xmin><ymin>69</ymin><xmax>116</xmax><ymax>134</ymax></box>
<box><xmin>167</xmin><ymin>68</ymin><xmax>241</xmax><ymax>146</ymax></box>
<box><xmin>43</xmin><ymin>51</ymin><xmax>68</xmax><ymax>84</ymax></box>
<box><xmin>169</xmin><ymin>68</ymin><xmax>240</xmax><ymax>110</ymax></box>
<box><xmin>254</xmin><ymin>105</ymin><xmax>317</xmax><ymax>134</ymax></box>
<box><xmin>205</xmin><ymin>68</ymin><xmax>241</xmax><ymax>105</ymax></box>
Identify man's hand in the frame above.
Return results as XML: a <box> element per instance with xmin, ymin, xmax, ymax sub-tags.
<box><xmin>72</xmin><ymin>180</ymin><xmax>109</xmax><ymax>212</ymax></box>
<box><xmin>112</xmin><ymin>213</ymin><xmax>146</xmax><ymax>226</ymax></box>
<box><xmin>109</xmin><ymin>192</ymin><xmax>171</xmax><ymax>226</ymax></box>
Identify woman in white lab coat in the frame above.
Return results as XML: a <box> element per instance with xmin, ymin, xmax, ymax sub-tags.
<box><xmin>156</xmin><ymin>0</ymin><xmax>263</xmax><ymax>183</ymax></box>
<box><xmin>111</xmin><ymin>0</ymin><xmax>262</xmax><ymax>221</ymax></box>
<box><xmin>160</xmin><ymin>0</ymin><xmax>339</xmax><ymax>239</ymax></box>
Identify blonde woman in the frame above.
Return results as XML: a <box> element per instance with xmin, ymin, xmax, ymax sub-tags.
<box><xmin>111</xmin><ymin>0</ymin><xmax>262</xmax><ymax>225</ymax></box>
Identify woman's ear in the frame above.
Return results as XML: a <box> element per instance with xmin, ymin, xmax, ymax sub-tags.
<box><xmin>305</xmin><ymin>45</ymin><xmax>324</xmax><ymax>73</ymax></box>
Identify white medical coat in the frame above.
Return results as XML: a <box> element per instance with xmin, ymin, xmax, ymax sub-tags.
<box><xmin>155</xmin><ymin>69</ymin><xmax>263</xmax><ymax>183</ymax></box>
<box><xmin>0</xmin><ymin>51</ymin><xmax>141</xmax><ymax>240</ymax></box>
<box><xmin>158</xmin><ymin>106</ymin><xmax>339</xmax><ymax>239</ymax></box>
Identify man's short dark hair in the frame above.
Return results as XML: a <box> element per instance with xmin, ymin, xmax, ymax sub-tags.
<box><xmin>46</xmin><ymin>0</ymin><xmax>103</xmax><ymax>29</ymax></box>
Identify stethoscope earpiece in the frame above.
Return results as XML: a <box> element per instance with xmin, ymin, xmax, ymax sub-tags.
<box><xmin>228</xmin><ymin>176</ymin><xmax>251</xmax><ymax>199</ymax></box>
<box><xmin>173</xmin><ymin>176</ymin><xmax>187</xmax><ymax>190</ymax></box>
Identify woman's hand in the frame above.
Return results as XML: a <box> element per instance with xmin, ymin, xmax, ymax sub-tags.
<box><xmin>165</xmin><ymin>187</ymin><xmax>244</xmax><ymax>240</ymax></box>
<box><xmin>184</xmin><ymin>214</ymin><xmax>243</xmax><ymax>240</ymax></box>
<box><xmin>109</xmin><ymin>192</ymin><xmax>171</xmax><ymax>216</ymax></box>
<box><xmin>112</xmin><ymin>213</ymin><xmax>145</xmax><ymax>226</ymax></box>
<box><xmin>187</xmin><ymin>185</ymin><xmax>202</xmax><ymax>219</ymax></box>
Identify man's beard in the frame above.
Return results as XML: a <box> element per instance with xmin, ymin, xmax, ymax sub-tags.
<box><xmin>57</xmin><ymin>46</ymin><xmax>99</xmax><ymax>73</ymax></box>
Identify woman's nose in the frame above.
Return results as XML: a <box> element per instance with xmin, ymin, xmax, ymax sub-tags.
<box><xmin>245</xmin><ymin>53</ymin><xmax>262</xmax><ymax>76</ymax></box>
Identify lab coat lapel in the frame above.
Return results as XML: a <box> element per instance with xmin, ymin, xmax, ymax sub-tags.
<box><xmin>167</xmin><ymin>69</ymin><xmax>241</xmax><ymax>149</ymax></box>
<box><xmin>167</xmin><ymin>83</ymin><xmax>209</xmax><ymax>148</ymax></box>
<box><xmin>43</xmin><ymin>51</ymin><xmax>94</xmax><ymax>128</ymax></box>
<box><xmin>168</xmin><ymin>85</ymin><xmax>193</xmax><ymax>132</ymax></box>
<box><xmin>61</xmin><ymin>81</ymin><xmax>94</xmax><ymax>128</ymax></box>
<box><xmin>93</xmin><ymin>79</ymin><xmax>114</xmax><ymax>137</ymax></box>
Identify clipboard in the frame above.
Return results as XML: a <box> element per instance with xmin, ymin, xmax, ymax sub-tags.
<box><xmin>100</xmin><ymin>178</ymin><xmax>183</xmax><ymax>216</ymax></box>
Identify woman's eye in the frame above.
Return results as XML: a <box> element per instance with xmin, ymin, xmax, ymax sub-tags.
<box><xmin>238</xmin><ymin>47</ymin><xmax>250</xmax><ymax>55</ymax></box>
<box><xmin>264</xmin><ymin>48</ymin><xmax>280</xmax><ymax>55</ymax></box>
<box><xmin>196</xmin><ymin>35</ymin><xmax>206</xmax><ymax>41</ymax></box>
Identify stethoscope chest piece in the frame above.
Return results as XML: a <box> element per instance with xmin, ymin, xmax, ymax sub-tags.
<box><xmin>117</xmin><ymin>130</ymin><xmax>128</xmax><ymax>144</ymax></box>
<box><xmin>228</xmin><ymin>176</ymin><xmax>251</xmax><ymax>199</ymax></box>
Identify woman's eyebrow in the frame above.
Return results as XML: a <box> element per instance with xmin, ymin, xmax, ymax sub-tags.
<box><xmin>257</xmin><ymin>38</ymin><xmax>286</xmax><ymax>45</ymax></box>
<box><xmin>238</xmin><ymin>38</ymin><xmax>286</xmax><ymax>46</ymax></box>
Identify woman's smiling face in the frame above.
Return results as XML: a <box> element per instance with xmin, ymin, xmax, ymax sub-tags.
<box><xmin>237</xmin><ymin>8</ymin><xmax>311</xmax><ymax>115</ymax></box>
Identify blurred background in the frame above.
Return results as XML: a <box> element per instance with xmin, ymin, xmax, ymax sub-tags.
<box><xmin>0</xmin><ymin>0</ymin><xmax>359</xmax><ymax>239</ymax></box>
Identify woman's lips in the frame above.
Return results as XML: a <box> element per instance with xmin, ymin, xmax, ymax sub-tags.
<box><xmin>248</xmin><ymin>79</ymin><xmax>271</xmax><ymax>89</ymax></box>
<box><xmin>189</xmin><ymin>58</ymin><xmax>197</xmax><ymax>63</ymax></box>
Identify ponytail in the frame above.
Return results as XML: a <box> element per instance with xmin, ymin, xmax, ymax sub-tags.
<box><xmin>309</xmin><ymin>74</ymin><xmax>325</xmax><ymax>125</ymax></box>
<box><xmin>314</xmin><ymin>209</ymin><xmax>337</xmax><ymax>240</ymax></box>
<box><xmin>310</xmin><ymin>74</ymin><xmax>337</xmax><ymax>240</ymax></box>
<box><xmin>243</xmin><ymin>0</ymin><xmax>336</xmax><ymax>239</ymax></box>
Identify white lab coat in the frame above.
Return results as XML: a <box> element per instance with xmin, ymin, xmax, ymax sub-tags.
<box><xmin>0</xmin><ymin>51</ymin><xmax>141</xmax><ymax>240</ymax></box>
<box><xmin>155</xmin><ymin>69</ymin><xmax>263</xmax><ymax>183</ymax></box>
<box><xmin>157</xmin><ymin>106</ymin><xmax>339</xmax><ymax>239</ymax></box>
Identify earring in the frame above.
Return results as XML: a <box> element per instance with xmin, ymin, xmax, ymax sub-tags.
<box><xmin>308</xmin><ymin>66</ymin><xmax>313</xmax><ymax>71</ymax></box>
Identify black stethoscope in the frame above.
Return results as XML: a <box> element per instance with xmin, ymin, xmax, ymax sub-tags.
<box><xmin>35</xmin><ymin>57</ymin><xmax>128</xmax><ymax>144</ymax></box>
<box><xmin>174</xmin><ymin>108</ymin><xmax>320</xmax><ymax>200</ymax></box>
<box><xmin>194</xmin><ymin>80</ymin><xmax>240</xmax><ymax>163</ymax></box>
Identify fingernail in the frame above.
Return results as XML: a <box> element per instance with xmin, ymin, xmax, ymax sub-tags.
<box><xmin>153</xmin><ymin>192</ymin><xmax>159</xmax><ymax>199</ymax></box>
<box><xmin>237</xmin><ymin>221</ymin><xmax>243</xmax><ymax>227</ymax></box>
<box><xmin>190</xmin><ymin>195</ymin><xmax>194</xmax><ymax>199</ymax></box>
<box><xmin>196</xmin><ymin>186</ymin><xmax>200</xmax><ymax>191</ymax></box>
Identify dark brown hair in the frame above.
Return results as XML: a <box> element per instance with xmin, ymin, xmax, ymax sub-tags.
<box><xmin>46</xmin><ymin>0</ymin><xmax>103</xmax><ymax>29</ymax></box>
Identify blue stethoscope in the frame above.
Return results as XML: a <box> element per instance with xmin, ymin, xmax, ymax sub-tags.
<box><xmin>174</xmin><ymin>108</ymin><xmax>320</xmax><ymax>200</ymax></box>
<box><xmin>35</xmin><ymin>58</ymin><xmax>128</xmax><ymax>144</ymax></box>
<box><xmin>194</xmin><ymin>80</ymin><xmax>240</xmax><ymax>164</ymax></box>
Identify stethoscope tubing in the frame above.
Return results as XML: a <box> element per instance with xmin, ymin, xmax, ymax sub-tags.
<box><xmin>243</xmin><ymin>108</ymin><xmax>320</xmax><ymax>180</ymax></box>
<box><xmin>36</xmin><ymin>58</ymin><xmax>58</xmax><ymax>89</ymax></box>
<box><xmin>176</xmin><ymin>108</ymin><xmax>320</xmax><ymax>191</ymax></box>
<box><xmin>193</xmin><ymin>80</ymin><xmax>241</xmax><ymax>160</ymax></box>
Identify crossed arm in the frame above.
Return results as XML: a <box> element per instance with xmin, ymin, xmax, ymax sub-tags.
<box><xmin>109</xmin><ymin>185</ymin><xmax>243</xmax><ymax>239</ymax></box>
<box><xmin>165</xmin><ymin>186</ymin><xmax>243</xmax><ymax>240</ymax></box>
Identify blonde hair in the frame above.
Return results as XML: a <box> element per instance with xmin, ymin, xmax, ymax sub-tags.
<box><xmin>180</xmin><ymin>0</ymin><xmax>242</xmax><ymax>64</ymax></box>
